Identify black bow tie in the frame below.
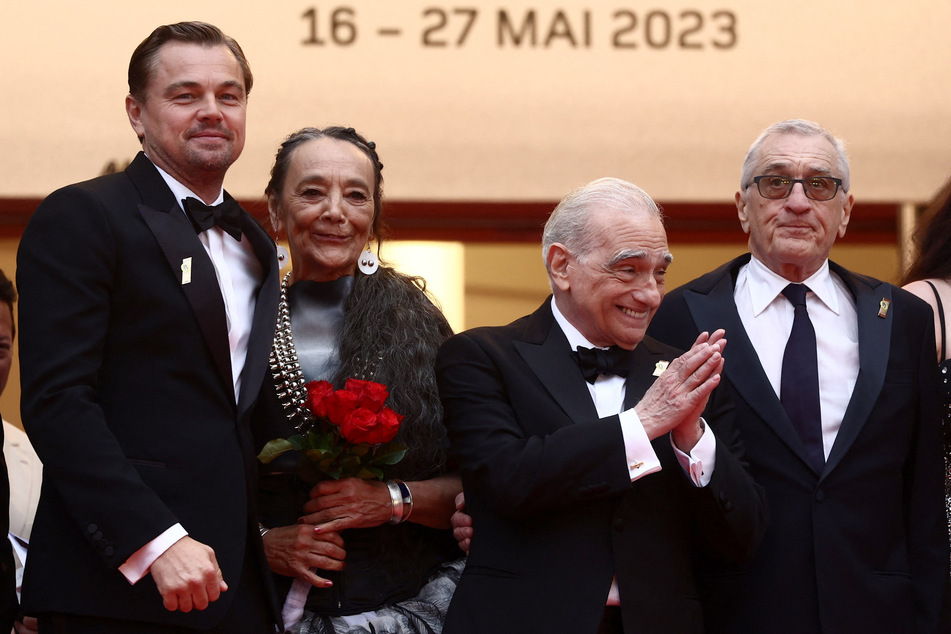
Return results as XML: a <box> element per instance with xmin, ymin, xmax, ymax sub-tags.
<box><xmin>183</xmin><ymin>197</ymin><xmax>243</xmax><ymax>242</ymax></box>
<box><xmin>574</xmin><ymin>345</ymin><xmax>633</xmax><ymax>384</ymax></box>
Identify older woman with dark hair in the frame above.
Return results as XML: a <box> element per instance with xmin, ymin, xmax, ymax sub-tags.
<box><xmin>253</xmin><ymin>126</ymin><xmax>463</xmax><ymax>633</ymax></box>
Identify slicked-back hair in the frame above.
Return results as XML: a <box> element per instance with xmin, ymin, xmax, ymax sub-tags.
<box><xmin>542</xmin><ymin>176</ymin><xmax>663</xmax><ymax>270</ymax></box>
<box><xmin>740</xmin><ymin>119</ymin><xmax>850</xmax><ymax>193</ymax></box>
<box><xmin>128</xmin><ymin>21</ymin><xmax>253</xmax><ymax>102</ymax></box>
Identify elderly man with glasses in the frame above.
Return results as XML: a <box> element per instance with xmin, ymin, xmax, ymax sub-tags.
<box><xmin>648</xmin><ymin>119</ymin><xmax>948</xmax><ymax>633</ymax></box>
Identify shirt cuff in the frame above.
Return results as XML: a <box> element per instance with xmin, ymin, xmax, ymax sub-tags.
<box><xmin>618</xmin><ymin>409</ymin><xmax>662</xmax><ymax>481</ymax></box>
<box><xmin>118</xmin><ymin>523</ymin><xmax>188</xmax><ymax>585</ymax></box>
<box><xmin>671</xmin><ymin>418</ymin><xmax>717</xmax><ymax>487</ymax></box>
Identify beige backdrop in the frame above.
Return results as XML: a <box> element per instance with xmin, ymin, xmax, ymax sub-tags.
<box><xmin>2</xmin><ymin>1</ymin><xmax>950</xmax><ymax>202</ymax></box>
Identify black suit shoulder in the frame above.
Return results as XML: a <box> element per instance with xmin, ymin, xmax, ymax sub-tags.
<box><xmin>28</xmin><ymin>172</ymin><xmax>130</xmax><ymax>230</ymax></box>
<box><xmin>24</xmin><ymin>155</ymin><xmax>172</xmax><ymax>253</ymax></box>
<box><xmin>452</xmin><ymin>308</ymin><xmax>539</xmax><ymax>342</ymax></box>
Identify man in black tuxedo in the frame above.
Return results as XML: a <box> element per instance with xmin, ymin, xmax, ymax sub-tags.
<box><xmin>436</xmin><ymin>178</ymin><xmax>767</xmax><ymax>634</ymax></box>
<box><xmin>17</xmin><ymin>22</ymin><xmax>280</xmax><ymax>632</ymax></box>
<box><xmin>648</xmin><ymin>119</ymin><xmax>947</xmax><ymax>633</ymax></box>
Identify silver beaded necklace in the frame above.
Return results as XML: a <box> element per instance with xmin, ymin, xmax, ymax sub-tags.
<box><xmin>270</xmin><ymin>272</ymin><xmax>314</xmax><ymax>432</ymax></box>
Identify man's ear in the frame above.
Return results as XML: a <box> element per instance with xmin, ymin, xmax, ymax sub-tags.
<box><xmin>837</xmin><ymin>192</ymin><xmax>854</xmax><ymax>238</ymax></box>
<box><xmin>547</xmin><ymin>243</ymin><xmax>571</xmax><ymax>292</ymax></box>
<box><xmin>125</xmin><ymin>94</ymin><xmax>146</xmax><ymax>143</ymax></box>
<box><xmin>735</xmin><ymin>190</ymin><xmax>751</xmax><ymax>235</ymax></box>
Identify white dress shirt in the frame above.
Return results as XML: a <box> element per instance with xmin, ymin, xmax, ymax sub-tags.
<box><xmin>734</xmin><ymin>256</ymin><xmax>859</xmax><ymax>460</ymax></box>
<box><xmin>152</xmin><ymin>163</ymin><xmax>263</xmax><ymax>402</ymax></box>
<box><xmin>119</xmin><ymin>159</ymin><xmax>263</xmax><ymax>584</ymax></box>
<box><xmin>5</xmin><ymin>420</ymin><xmax>42</xmax><ymax>602</ymax></box>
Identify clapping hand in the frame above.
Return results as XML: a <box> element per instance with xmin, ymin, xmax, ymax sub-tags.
<box><xmin>635</xmin><ymin>329</ymin><xmax>726</xmax><ymax>452</ymax></box>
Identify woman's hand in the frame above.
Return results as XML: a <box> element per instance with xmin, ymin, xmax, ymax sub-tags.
<box><xmin>300</xmin><ymin>473</ymin><xmax>464</xmax><ymax>532</ymax></box>
<box><xmin>451</xmin><ymin>491</ymin><xmax>473</xmax><ymax>555</ymax></box>
<box><xmin>262</xmin><ymin>524</ymin><xmax>347</xmax><ymax>588</ymax></box>
<box><xmin>301</xmin><ymin>477</ymin><xmax>392</xmax><ymax>533</ymax></box>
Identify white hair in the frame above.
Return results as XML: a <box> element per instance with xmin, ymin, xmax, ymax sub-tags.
<box><xmin>740</xmin><ymin>119</ymin><xmax>851</xmax><ymax>193</ymax></box>
<box><xmin>541</xmin><ymin>177</ymin><xmax>662</xmax><ymax>270</ymax></box>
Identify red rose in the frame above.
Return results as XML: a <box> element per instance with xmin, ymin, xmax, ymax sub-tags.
<box><xmin>375</xmin><ymin>407</ymin><xmax>404</xmax><ymax>443</ymax></box>
<box><xmin>344</xmin><ymin>378</ymin><xmax>389</xmax><ymax>413</ymax></box>
<box><xmin>339</xmin><ymin>408</ymin><xmax>392</xmax><ymax>445</ymax></box>
<box><xmin>324</xmin><ymin>389</ymin><xmax>359</xmax><ymax>426</ymax></box>
<box><xmin>304</xmin><ymin>380</ymin><xmax>335</xmax><ymax>418</ymax></box>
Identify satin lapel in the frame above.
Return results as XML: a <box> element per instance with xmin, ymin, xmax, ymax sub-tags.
<box><xmin>236</xmin><ymin>210</ymin><xmax>279</xmax><ymax>416</ymax></box>
<box><xmin>514</xmin><ymin>305</ymin><xmax>599</xmax><ymax>425</ymax></box>
<box><xmin>684</xmin><ymin>266</ymin><xmax>819</xmax><ymax>471</ymax></box>
<box><xmin>139</xmin><ymin>200</ymin><xmax>234</xmax><ymax>400</ymax></box>
<box><xmin>824</xmin><ymin>265</ymin><xmax>890</xmax><ymax>475</ymax></box>
<box><xmin>623</xmin><ymin>341</ymin><xmax>668</xmax><ymax>409</ymax></box>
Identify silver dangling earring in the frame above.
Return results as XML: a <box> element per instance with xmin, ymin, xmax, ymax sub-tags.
<box><xmin>357</xmin><ymin>242</ymin><xmax>379</xmax><ymax>275</ymax></box>
<box><xmin>275</xmin><ymin>236</ymin><xmax>290</xmax><ymax>269</ymax></box>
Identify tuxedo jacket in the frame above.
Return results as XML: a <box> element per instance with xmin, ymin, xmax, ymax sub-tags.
<box><xmin>16</xmin><ymin>153</ymin><xmax>280</xmax><ymax>629</ymax></box>
<box><xmin>436</xmin><ymin>298</ymin><xmax>768</xmax><ymax>634</ymax></box>
<box><xmin>648</xmin><ymin>254</ymin><xmax>947</xmax><ymax>634</ymax></box>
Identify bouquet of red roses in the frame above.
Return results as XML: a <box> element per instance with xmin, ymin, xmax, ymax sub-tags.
<box><xmin>258</xmin><ymin>378</ymin><xmax>407</xmax><ymax>629</ymax></box>
<box><xmin>257</xmin><ymin>378</ymin><xmax>407</xmax><ymax>482</ymax></box>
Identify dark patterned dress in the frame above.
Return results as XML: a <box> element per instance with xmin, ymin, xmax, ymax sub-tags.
<box><xmin>255</xmin><ymin>269</ymin><xmax>464</xmax><ymax>634</ymax></box>
<box><xmin>925</xmin><ymin>281</ymin><xmax>951</xmax><ymax>567</ymax></box>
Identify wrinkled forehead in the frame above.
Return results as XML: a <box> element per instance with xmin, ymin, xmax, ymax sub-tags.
<box><xmin>754</xmin><ymin>133</ymin><xmax>842</xmax><ymax>176</ymax></box>
<box><xmin>590</xmin><ymin>206</ymin><xmax>669</xmax><ymax>259</ymax></box>
<box><xmin>150</xmin><ymin>42</ymin><xmax>244</xmax><ymax>88</ymax></box>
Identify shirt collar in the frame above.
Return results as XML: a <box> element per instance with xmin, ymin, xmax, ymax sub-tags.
<box><xmin>551</xmin><ymin>296</ymin><xmax>602</xmax><ymax>351</ymax></box>
<box><xmin>746</xmin><ymin>255</ymin><xmax>840</xmax><ymax>317</ymax></box>
<box><xmin>146</xmin><ymin>155</ymin><xmax>224</xmax><ymax>211</ymax></box>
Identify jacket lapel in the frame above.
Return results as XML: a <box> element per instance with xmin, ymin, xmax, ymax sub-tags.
<box><xmin>236</xmin><ymin>212</ymin><xmax>279</xmax><ymax>416</ymax></box>
<box><xmin>139</xmin><ymin>202</ymin><xmax>234</xmax><ymax>399</ymax></box>
<box><xmin>514</xmin><ymin>300</ymin><xmax>599</xmax><ymax>425</ymax></box>
<box><xmin>823</xmin><ymin>262</ymin><xmax>890</xmax><ymax>475</ymax></box>
<box><xmin>623</xmin><ymin>340</ymin><xmax>669</xmax><ymax>410</ymax></box>
<box><xmin>128</xmin><ymin>154</ymin><xmax>236</xmax><ymax>401</ymax></box>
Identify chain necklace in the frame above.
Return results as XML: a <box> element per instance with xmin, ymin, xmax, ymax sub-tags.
<box><xmin>270</xmin><ymin>272</ymin><xmax>387</xmax><ymax>432</ymax></box>
<box><xmin>269</xmin><ymin>272</ymin><xmax>314</xmax><ymax>432</ymax></box>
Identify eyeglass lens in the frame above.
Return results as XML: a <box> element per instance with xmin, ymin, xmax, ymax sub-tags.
<box><xmin>756</xmin><ymin>176</ymin><xmax>840</xmax><ymax>201</ymax></box>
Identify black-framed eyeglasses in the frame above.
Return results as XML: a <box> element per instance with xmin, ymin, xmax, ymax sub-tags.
<box><xmin>752</xmin><ymin>175</ymin><xmax>843</xmax><ymax>201</ymax></box>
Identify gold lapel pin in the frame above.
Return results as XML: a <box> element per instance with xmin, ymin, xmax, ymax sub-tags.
<box><xmin>878</xmin><ymin>298</ymin><xmax>890</xmax><ymax>318</ymax></box>
<box><xmin>653</xmin><ymin>360</ymin><xmax>669</xmax><ymax>377</ymax></box>
<box><xmin>181</xmin><ymin>257</ymin><xmax>192</xmax><ymax>285</ymax></box>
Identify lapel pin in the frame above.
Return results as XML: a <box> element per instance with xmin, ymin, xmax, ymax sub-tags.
<box><xmin>878</xmin><ymin>298</ymin><xmax>890</xmax><ymax>319</ymax></box>
<box><xmin>653</xmin><ymin>360</ymin><xmax>669</xmax><ymax>377</ymax></box>
<box><xmin>181</xmin><ymin>257</ymin><xmax>192</xmax><ymax>285</ymax></box>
